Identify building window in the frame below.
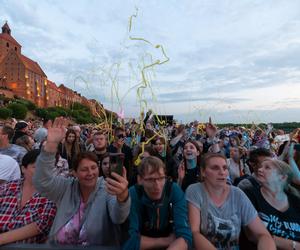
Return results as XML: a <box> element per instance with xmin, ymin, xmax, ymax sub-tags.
<box><xmin>15</xmin><ymin>47</ymin><xmax>17</xmax><ymax>52</ymax></box>
<box><xmin>6</xmin><ymin>42</ymin><xmax>9</xmax><ymax>48</ymax></box>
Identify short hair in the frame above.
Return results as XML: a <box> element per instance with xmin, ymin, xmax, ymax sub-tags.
<box><xmin>73</xmin><ymin>152</ymin><xmax>98</xmax><ymax>171</ymax></box>
<box><xmin>93</xmin><ymin>131</ymin><xmax>107</xmax><ymax>139</ymax></box>
<box><xmin>22</xmin><ymin>149</ymin><xmax>40</xmax><ymax>168</ymax></box>
<box><xmin>201</xmin><ymin>152</ymin><xmax>227</xmax><ymax>169</ymax></box>
<box><xmin>1</xmin><ymin>126</ymin><xmax>14</xmax><ymax>140</ymax></box>
<box><xmin>249</xmin><ymin>148</ymin><xmax>272</xmax><ymax>165</ymax></box>
<box><xmin>114</xmin><ymin>127</ymin><xmax>125</xmax><ymax>135</ymax></box>
<box><xmin>138</xmin><ymin>156</ymin><xmax>166</xmax><ymax>177</ymax></box>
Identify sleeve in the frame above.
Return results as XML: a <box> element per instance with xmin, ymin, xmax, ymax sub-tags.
<box><xmin>35</xmin><ymin>199</ymin><xmax>57</xmax><ymax>234</ymax></box>
<box><xmin>171</xmin><ymin>183</ymin><xmax>193</xmax><ymax>247</ymax></box>
<box><xmin>122</xmin><ymin>187</ymin><xmax>141</xmax><ymax>250</ymax></box>
<box><xmin>106</xmin><ymin>183</ymin><xmax>131</xmax><ymax>225</ymax></box>
<box><xmin>185</xmin><ymin>183</ymin><xmax>202</xmax><ymax>209</ymax></box>
<box><xmin>33</xmin><ymin>149</ymin><xmax>71</xmax><ymax>203</ymax></box>
<box><xmin>236</xmin><ymin>188</ymin><xmax>258</xmax><ymax>226</ymax></box>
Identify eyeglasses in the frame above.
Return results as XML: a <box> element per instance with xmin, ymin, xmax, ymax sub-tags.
<box><xmin>143</xmin><ymin>176</ymin><xmax>166</xmax><ymax>184</ymax></box>
<box><xmin>117</xmin><ymin>134</ymin><xmax>125</xmax><ymax>139</ymax></box>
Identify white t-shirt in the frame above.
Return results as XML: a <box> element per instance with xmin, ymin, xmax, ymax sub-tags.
<box><xmin>0</xmin><ymin>154</ymin><xmax>21</xmax><ymax>182</ymax></box>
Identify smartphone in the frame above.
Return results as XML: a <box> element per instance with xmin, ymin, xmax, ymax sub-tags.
<box><xmin>294</xmin><ymin>144</ymin><xmax>300</xmax><ymax>151</ymax></box>
<box><xmin>109</xmin><ymin>153</ymin><xmax>124</xmax><ymax>177</ymax></box>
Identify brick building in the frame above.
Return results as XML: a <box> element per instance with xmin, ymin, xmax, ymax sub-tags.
<box><xmin>0</xmin><ymin>21</ymin><xmax>108</xmax><ymax>117</ymax></box>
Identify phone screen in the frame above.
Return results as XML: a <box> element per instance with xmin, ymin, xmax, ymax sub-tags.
<box><xmin>109</xmin><ymin>153</ymin><xmax>124</xmax><ymax>177</ymax></box>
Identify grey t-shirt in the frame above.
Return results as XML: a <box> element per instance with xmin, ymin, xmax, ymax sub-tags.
<box><xmin>186</xmin><ymin>182</ymin><xmax>257</xmax><ymax>250</ymax></box>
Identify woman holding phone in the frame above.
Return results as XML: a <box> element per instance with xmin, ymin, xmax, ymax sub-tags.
<box><xmin>33</xmin><ymin>117</ymin><xmax>131</xmax><ymax>246</ymax></box>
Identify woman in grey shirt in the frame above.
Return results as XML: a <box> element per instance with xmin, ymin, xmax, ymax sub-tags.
<box><xmin>33</xmin><ymin>117</ymin><xmax>130</xmax><ymax>246</ymax></box>
<box><xmin>185</xmin><ymin>153</ymin><xmax>275</xmax><ymax>250</ymax></box>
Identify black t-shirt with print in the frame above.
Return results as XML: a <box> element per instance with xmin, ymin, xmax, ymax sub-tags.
<box><xmin>245</xmin><ymin>188</ymin><xmax>300</xmax><ymax>241</ymax></box>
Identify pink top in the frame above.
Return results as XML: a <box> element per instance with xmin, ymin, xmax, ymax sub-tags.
<box><xmin>56</xmin><ymin>199</ymin><xmax>88</xmax><ymax>245</ymax></box>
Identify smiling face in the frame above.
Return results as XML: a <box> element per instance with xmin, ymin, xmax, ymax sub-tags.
<box><xmin>153</xmin><ymin>138</ymin><xmax>165</xmax><ymax>154</ymax></box>
<box><xmin>201</xmin><ymin>156</ymin><xmax>228</xmax><ymax>187</ymax></box>
<box><xmin>183</xmin><ymin>141</ymin><xmax>199</xmax><ymax>160</ymax></box>
<box><xmin>74</xmin><ymin>158</ymin><xmax>99</xmax><ymax>190</ymax></box>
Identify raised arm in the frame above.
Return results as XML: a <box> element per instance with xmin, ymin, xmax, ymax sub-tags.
<box><xmin>33</xmin><ymin>117</ymin><xmax>71</xmax><ymax>203</ymax></box>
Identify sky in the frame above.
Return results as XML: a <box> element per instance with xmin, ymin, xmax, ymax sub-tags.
<box><xmin>2</xmin><ymin>0</ymin><xmax>300</xmax><ymax>124</ymax></box>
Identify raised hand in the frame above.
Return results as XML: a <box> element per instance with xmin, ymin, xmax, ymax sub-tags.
<box><xmin>44</xmin><ymin>117</ymin><xmax>69</xmax><ymax>153</ymax></box>
<box><xmin>47</xmin><ymin>117</ymin><xmax>69</xmax><ymax>144</ymax></box>
<box><xmin>105</xmin><ymin>167</ymin><xmax>129</xmax><ymax>203</ymax></box>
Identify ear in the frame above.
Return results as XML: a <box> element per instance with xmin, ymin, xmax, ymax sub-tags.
<box><xmin>200</xmin><ymin>168</ymin><xmax>205</xmax><ymax>178</ymax></box>
<box><xmin>21</xmin><ymin>165</ymin><xmax>25</xmax><ymax>174</ymax></box>
<box><xmin>137</xmin><ymin>175</ymin><xmax>143</xmax><ymax>185</ymax></box>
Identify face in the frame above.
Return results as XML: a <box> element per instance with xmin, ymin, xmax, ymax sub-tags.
<box><xmin>101</xmin><ymin>156</ymin><xmax>110</xmax><ymax>177</ymax></box>
<box><xmin>139</xmin><ymin>151</ymin><xmax>151</xmax><ymax>161</ymax></box>
<box><xmin>139</xmin><ymin>167</ymin><xmax>166</xmax><ymax>200</ymax></box>
<box><xmin>252</xmin><ymin>156</ymin><xmax>271</xmax><ymax>174</ymax></box>
<box><xmin>73</xmin><ymin>126</ymin><xmax>81</xmax><ymax>138</ymax></box>
<box><xmin>183</xmin><ymin>142</ymin><xmax>199</xmax><ymax>160</ymax></box>
<box><xmin>66</xmin><ymin>133</ymin><xmax>76</xmax><ymax>144</ymax></box>
<box><xmin>28</xmin><ymin>136</ymin><xmax>35</xmax><ymax>150</ymax></box>
<box><xmin>230</xmin><ymin>147</ymin><xmax>240</xmax><ymax>160</ymax></box>
<box><xmin>115</xmin><ymin>131</ymin><xmax>125</xmax><ymax>147</ymax></box>
<box><xmin>0</xmin><ymin>128</ymin><xmax>9</xmax><ymax>144</ymax></box>
<box><xmin>154</xmin><ymin>139</ymin><xmax>165</xmax><ymax>154</ymax></box>
<box><xmin>257</xmin><ymin>160</ymin><xmax>285</xmax><ymax>185</ymax></box>
<box><xmin>93</xmin><ymin>134</ymin><xmax>107</xmax><ymax>150</ymax></box>
<box><xmin>74</xmin><ymin>158</ymin><xmax>99</xmax><ymax>190</ymax></box>
<box><xmin>230</xmin><ymin>137</ymin><xmax>238</xmax><ymax>146</ymax></box>
<box><xmin>201</xmin><ymin>157</ymin><xmax>228</xmax><ymax>187</ymax></box>
<box><xmin>22</xmin><ymin>163</ymin><xmax>35</xmax><ymax>182</ymax></box>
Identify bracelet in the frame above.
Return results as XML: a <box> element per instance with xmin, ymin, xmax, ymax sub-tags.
<box><xmin>292</xmin><ymin>240</ymin><xmax>296</xmax><ymax>250</ymax></box>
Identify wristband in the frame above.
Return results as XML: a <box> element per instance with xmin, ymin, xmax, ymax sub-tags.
<box><xmin>292</xmin><ymin>241</ymin><xmax>296</xmax><ymax>250</ymax></box>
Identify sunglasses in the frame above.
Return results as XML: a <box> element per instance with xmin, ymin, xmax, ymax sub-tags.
<box><xmin>117</xmin><ymin>134</ymin><xmax>125</xmax><ymax>139</ymax></box>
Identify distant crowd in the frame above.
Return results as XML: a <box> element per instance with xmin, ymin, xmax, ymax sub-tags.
<box><xmin>0</xmin><ymin>111</ymin><xmax>299</xmax><ymax>250</ymax></box>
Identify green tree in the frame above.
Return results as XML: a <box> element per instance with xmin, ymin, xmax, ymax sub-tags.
<box><xmin>7</xmin><ymin>103</ymin><xmax>28</xmax><ymax>119</ymax></box>
<box><xmin>0</xmin><ymin>107</ymin><xmax>12</xmax><ymax>119</ymax></box>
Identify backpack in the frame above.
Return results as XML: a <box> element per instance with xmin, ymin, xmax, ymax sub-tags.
<box><xmin>135</xmin><ymin>180</ymin><xmax>174</xmax><ymax>237</ymax></box>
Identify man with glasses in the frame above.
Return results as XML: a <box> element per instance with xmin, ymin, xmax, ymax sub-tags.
<box><xmin>123</xmin><ymin>156</ymin><xmax>192</xmax><ymax>250</ymax></box>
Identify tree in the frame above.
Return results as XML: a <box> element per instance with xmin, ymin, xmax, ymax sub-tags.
<box><xmin>7</xmin><ymin>103</ymin><xmax>28</xmax><ymax>119</ymax></box>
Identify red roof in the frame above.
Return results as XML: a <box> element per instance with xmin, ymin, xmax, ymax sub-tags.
<box><xmin>0</xmin><ymin>33</ymin><xmax>21</xmax><ymax>47</ymax></box>
<box><xmin>19</xmin><ymin>54</ymin><xmax>47</xmax><ymax>77</ymax></box>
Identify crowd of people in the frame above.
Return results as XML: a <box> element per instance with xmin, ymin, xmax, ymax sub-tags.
<box><xmin>0</xmin><ymin>112</ymin><xmax>300</xmax><ymax>250</ymax></box>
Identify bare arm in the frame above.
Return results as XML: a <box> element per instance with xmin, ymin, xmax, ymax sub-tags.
<box><xmin>0</xmin><ymin>222</ymin><xmax>39</xmax><ymax>245</ymax></box>
<box><xmin>245</xmin><ymin>216</ymin><xmax>276</xmax><ymax>250</ymax></box>
<box><xmin>188</xmin><ymin>203</ymin><xmax>216</xmax><ymax>250</ymax></box>
<box><xmin>140</xmin><ymin>234</ymin><xmax>175</xmax><ymax>250</ymax></box>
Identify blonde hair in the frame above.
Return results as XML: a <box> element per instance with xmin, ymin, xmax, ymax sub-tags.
<box><xmin>264</xmin><ymin>159</ymin><xmax>300</xmax><ymax>198</ymax></box>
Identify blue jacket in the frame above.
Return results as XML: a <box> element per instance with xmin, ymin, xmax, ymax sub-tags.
<box><xmin>123</xmin><ymin>181</ymin><xmax>192</xmax><ymax>249</ymax></box>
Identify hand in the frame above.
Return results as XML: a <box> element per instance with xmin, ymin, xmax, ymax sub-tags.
<box><xmin>165</xmin><ymin>233</ymin><xmax>176</xmax><ymax>246</ymax></box>
<box><xmin>105</xmin><ymin>167</ymin><xmax>129</xmax><ymax>202</ymax></box>
<box><xmin>177</xmin><ymin>162</ymin><xmax>185</xmax><ymax>181</ymax></box>
<box><xmin>47</xmin><ymin>117</ymin><xmax>69</xmax><ymax>144</ymax></box>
